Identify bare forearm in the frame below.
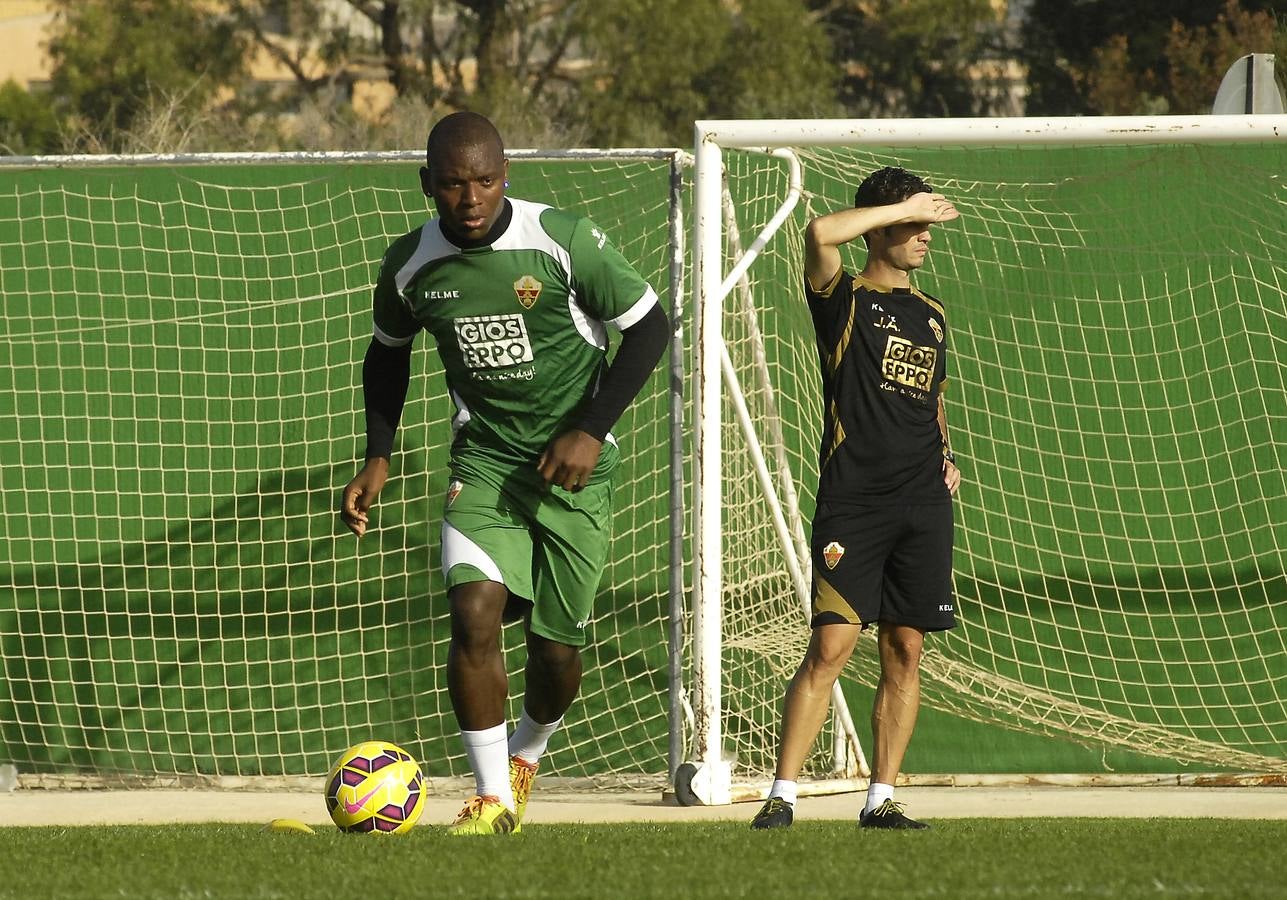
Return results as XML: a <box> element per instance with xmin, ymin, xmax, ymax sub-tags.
<box><xmin>806</xmin><ymin>201</ymin><xmax>922</xmax><ymax>250</ymax></box>
<box><xmin>804</xmin><ymin>193</ymin><xmax>959</xmax><ymax>291</ymax></box>
<box><xmin>937</xmin><ymin>394</ymin><xmax>950</xmax><ymax>451</ymax></box>
<box><xmin>938</xmin><ymin>394</ymin><xmax>961</xmax><ymax>495</ymax></box>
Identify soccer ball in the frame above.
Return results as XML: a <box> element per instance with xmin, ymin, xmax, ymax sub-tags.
<box><xmin>324</xmin><ymin>740</ymin><xmax>426</xmax><ymax>834</ymax></box>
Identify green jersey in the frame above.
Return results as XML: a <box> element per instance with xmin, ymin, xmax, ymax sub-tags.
<box><xmin>371</xmin><ymin>198</ymin><xmax>658</xmax><ymax>485</ymax></box>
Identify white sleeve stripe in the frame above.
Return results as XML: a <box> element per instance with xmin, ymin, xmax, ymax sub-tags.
<box><xmin>567</xmin><ymin>288</ymin><xmax>608</xmax><ymax>350</ymax></box>
<box><xmin>607</xmin><ymin>286</ymin><xmax>659</xmax><ymax>331</ymax></box>
<box><xmin>373</xmin><ymin>322</ymin><xmax>416</xmax><ymax>347</ymax></box>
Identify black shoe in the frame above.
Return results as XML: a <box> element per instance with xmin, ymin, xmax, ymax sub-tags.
<box><xmin>859</xmin><ymin>799</ymin><xmax>929</xmax><ymax>829</ymax></box>
<box><xmin>750</xmin><ymin>796</ymin><xmax>794</xmax><ymax>830</ymax></box>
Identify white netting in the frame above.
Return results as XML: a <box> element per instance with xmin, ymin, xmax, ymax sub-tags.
<box><xmin>0</xmin><ymin>151</ymin><xmax>681</xmax><ymax>788</ymax></box>
<box><xmin>714</xmin><ymin>138</ymin><xmax>1286</xmax><ymax>777</ymax></box>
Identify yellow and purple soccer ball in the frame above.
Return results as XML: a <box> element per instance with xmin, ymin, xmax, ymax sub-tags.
<box><xmin>324</xmin><ymin>740</ymin><xmax>425</xmax><ymax>834</ymax></box>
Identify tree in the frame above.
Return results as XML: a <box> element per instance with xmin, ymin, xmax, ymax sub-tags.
<box><xmin>0</xmin><ymin>81</ymin><xmax>61</xmax><ymax>155</ymax></box>
<box><xmin>1022</xmin><ymin>0</ymin><xmax>1284</xmax><ymax>114</ymax></box>
<box><xmin>35</xmin><ymin>0</ymin><xmax>839</xmax><ymax>152</ymax></box>
<box><xmin>221</xmin><ymin>1</ymin><xmax>582</xmax><ymax>113</ymax></box>
<box><xmin>46</xmin><ymin>0</ymin><xmax>249</xmax><ymax>152</ymax></box>
<box><xmin>1090</xmin><ymin>0</ymin><xmax>1287</xmax><ymax>114</ymax></box>
<box><xmin>810</xmin><ymin>0</ymin><xmax>1012</xmax><ymax>117</ymax></box>
<box><xmin>696</xmin><ymin>0</ymin><xmax>841</xmax><ymax>123</ymax></box>
<box><xmin>220</xmin><ymin>0</ymin><xmax>835</xmax><ymax>147</ymax></box>
<box><xmin>575</xmin><ymin>0</ymin><xmax>837</xmax><ymax>146</ymax></box>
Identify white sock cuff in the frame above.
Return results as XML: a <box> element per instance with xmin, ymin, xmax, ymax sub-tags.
<box><xmin>508</xmin><ymin>711</ymin><xmax>564</xmax><ymax>765</ymax></box>
<box><xmin>461</xmin><ymin>723</ymin><xmax>514</xmax><ymax>809</ymax></box>
<box><xmin>461</xmin><ymin>723</ymin><xmax>509</xmax><ymax>748</ymax></box>
<box><xmin>768</xmin><ymin>779</ymin><xmax>798</xmax><ymax>805</ymax></box>
<box><xmin>864</xmin><ymin>781</ymin><xmax>895</xmax><ymax>814</ymax></box>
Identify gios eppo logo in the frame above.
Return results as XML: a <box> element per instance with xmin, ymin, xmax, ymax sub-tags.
<box><xmin>881</xmin><ymin>334</ymin><xmax>937</xmax><ymax>392</ymax></box>
<box><xmin>453</xmin><ymin>313</ymin><xmax>534</xmax><ymax>369</ymax></box>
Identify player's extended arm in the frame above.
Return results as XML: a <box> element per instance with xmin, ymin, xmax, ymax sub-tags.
<box><xmin>804</xmin><ymin>192</ymin><xmax>959</xmax><ymax>291</ymax></box>
<box><xmin>937</xmin><ymin>393</ymin><xmax>961</xmax><ymax>496</ymax></box>
<box><xmin>339</xmin><ymin>338</ymin><xmax>412</xmax><ymax>536</ymax></box>
<box><xmin>538</xmin><ymin>303</ymin><xmax>670</xmax><ymax>491</ymax></box>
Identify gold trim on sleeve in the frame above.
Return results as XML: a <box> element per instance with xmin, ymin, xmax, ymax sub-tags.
<box><xmin>811</xmin><ymin>268</ymin><xmax>845</xmax><ymax>299</ymax></box>
<box><xmin>820</xmin><ymin>400</ymin><xmax>846</xmax><ymax>471</ymax></box>
<box><xmin>911</xmin><ymin>287</ymin><xmax>946</xmax><ymax>318</ymax></box>
<box><xmin>827</xmin><ymin>296</ymin><xmax>856</xmax><ymax>375</ymax></box>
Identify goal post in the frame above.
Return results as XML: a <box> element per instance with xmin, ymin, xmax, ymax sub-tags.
<box><xmin>684</xmin><ymin>115</ymin><xmax>1287</xmax><ymax>804</ymax></box>
<box><xmin>0</xmin><ymin>148</ymin><xmax>690</xmax><ymax>790</ymax></box>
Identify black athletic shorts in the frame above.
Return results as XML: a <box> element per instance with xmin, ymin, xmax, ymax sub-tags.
<box><xmin>809</xmin><ymin>499</ymin><xmax>956</xmax><ymax>632</ymax></box>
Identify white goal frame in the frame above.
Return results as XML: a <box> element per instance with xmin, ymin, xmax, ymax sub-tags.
<box><xmin>0</xmin><ymin>146</ymin><xmax>692</xmax><ymax>792</ymax></box>
<box><xmin>683</xmin><ymin>114</ymin><xmax>1287</xmax><ymax>805</ymax></box>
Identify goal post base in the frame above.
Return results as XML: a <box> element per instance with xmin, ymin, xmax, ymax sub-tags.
<box><xmin>664</xmin><ymin>772</ymin><xmax>1287</xmax><ymax>805</ymax></box>
<box><xmin>669</xmin><ymin>760</ymin><xmax>733</xmax><ymax>806</ymax></box>
<box><xmin>899</xmin><ymin>772</ymin><xmax>1287</xmax><ymax>789</ymax></box>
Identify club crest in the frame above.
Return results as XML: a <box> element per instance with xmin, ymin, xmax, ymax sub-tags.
<box><xmin>445</xmin><ymin>479</ymin><xmax>463</xmax><ymax>509</ymax></box>
<box><xmin>822</xmin><ymin>541</ymin><xmax>845</xmax><ymax>570</ymax></box>
<box><xmin>928</xmin><ymin>317</ymin><xmax>943</xmax><ymax>343</ymax></box>
<box><xmin>514</xmin><ymin>275</ymin><xmax>543</xmax><ymax>309</ymax></box>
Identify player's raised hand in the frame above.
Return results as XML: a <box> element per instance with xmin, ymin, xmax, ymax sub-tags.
<box><xmin>906</xmin><ymin>192</ymin><xmax>960</xmax><ymax>225</ymax></box>
<box><xmin>340</xmin><ymin>458</ymin><xmax>390</xmax><ymax>537</ymax></box>
<box><xmin>538</xmin><ymin>430</ymin><xmax>604</xmax><ymax>492</ymax></box>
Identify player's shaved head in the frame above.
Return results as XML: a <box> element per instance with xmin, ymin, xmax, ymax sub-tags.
<box><xmin>426</xmin><ymin>111</ymin><xmax>505</xmax><ymax>168</ymax></box>
<box><xmin>420</xmin><ymin>111</ymin><xmax>510</xmax><ymax>242</ymax></box>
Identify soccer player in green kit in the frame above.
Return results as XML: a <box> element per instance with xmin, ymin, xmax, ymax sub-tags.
<box><xmin>339</xmin><ymin>112</ymin><xmax>668</xmax><ymax>835</ymax></box>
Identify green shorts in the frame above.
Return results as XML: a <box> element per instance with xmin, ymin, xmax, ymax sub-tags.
<box><xmin>440</xmin><ymin>474</ymin><xmax>613</xmax><ymax>647</ymax></box>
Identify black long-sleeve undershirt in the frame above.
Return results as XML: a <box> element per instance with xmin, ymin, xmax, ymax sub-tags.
<box><xmin>362</xmin><ymin>338</ymin><xmax>411</xmax><ymax>461</ymax></box>
<box><xmin>575</xmin><ymin>303</ymin><xmax>670</xmax><ymax>441</ymax></box>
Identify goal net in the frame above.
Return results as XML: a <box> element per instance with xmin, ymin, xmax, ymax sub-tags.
<box><xmin>689</xmin><ymin>116</ymin><xmax>1287</xmax><ymax>800</ymax></box>
<box><xmin>0</xmin><ymin>150</ymin><xmax>684</xmax><ymax>789</ymax></box>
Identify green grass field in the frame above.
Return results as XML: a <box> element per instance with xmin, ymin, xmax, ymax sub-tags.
<box><xmin>3</xmin><ymin>819</ymin><xmax>1285</xmax><ymax>899</ymax></box>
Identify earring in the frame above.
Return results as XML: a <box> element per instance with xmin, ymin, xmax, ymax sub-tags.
<box><xmin>504</xmin><ymin>181</ymin><xmax>509</xmax><ymax>188</ymax></box>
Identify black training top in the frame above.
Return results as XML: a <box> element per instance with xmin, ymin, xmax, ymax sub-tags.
<box><xmin>804</xmin><ymin>269</ymin><xmax>951</xmax><ymax>506</ymax></box>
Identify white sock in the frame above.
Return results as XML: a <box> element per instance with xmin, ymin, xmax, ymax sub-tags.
<box><xmin>508</xmin><ymin>711</ymin><xmax>563</xmax><ymax>766</ymax></box>
<box><xmin>767</xmin><ymin>779</ymin><xmax>797</xmax><ymax>805</ymax></box>
<box><xmin>864</xmin><ymin>781</ymin><xmax>894</xmax><ymax>816</ymax></box>
<box><xmin>461</xmin><ymin>724</ymin><xmax>516</xmax><ymax>811</ymax></box>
